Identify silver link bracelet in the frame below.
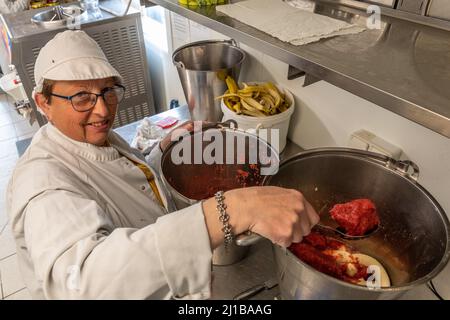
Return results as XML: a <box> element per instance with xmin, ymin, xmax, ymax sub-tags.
<box><xmin>215</xmin><ymin>191</ymin><xmax>233</xmax><ymax>248</ymax></box>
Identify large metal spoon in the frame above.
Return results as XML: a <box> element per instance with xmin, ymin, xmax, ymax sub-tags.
<box><xmin>314</xmin><ymin>223</ymin><xmax>378</xmax><ymax>240</ymax></box>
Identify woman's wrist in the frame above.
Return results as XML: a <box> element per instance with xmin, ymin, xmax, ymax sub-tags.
<box><xmin>214</xmin><ymin>191</ymin><xmax>233</xmax><ymax>248</ymax></box>
<box><xmin>201</xmin><ymin>190</ymin><xmax>252</xmax><ymax>249</ymax></box>
<box><xmin>202</xmin><ymin>197</ymin><xmax>223</xmax><ymax>249</ymax></box>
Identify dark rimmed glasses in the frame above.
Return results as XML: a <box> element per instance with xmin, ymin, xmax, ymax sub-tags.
<box><xmin>49</xmin><ymin>84</ymin><xmax>126</xmax><ymax>112</ymax></box>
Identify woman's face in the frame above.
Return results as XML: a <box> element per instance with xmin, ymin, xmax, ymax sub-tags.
<box><xmin>37</xmin><ymin>78</ymin><xmax>118</xmax><ymax>146</ymax></box>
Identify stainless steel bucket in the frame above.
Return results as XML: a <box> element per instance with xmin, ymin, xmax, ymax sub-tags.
<box><xmin>172</xmin><ymin>39</ymin><xmax>245</xmax><ymax>122</ymax></box>
<box><xmin>263</xmin><ymin>148</ymin><xmax>450</xmax><ymax>299</ymax></box>
<box><xmin>160</xmin><ymin>121</ymin><xmax>279</xmax><ymax>265</ymax></box>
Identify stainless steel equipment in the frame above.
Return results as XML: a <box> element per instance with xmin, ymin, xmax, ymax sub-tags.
<box><xmin>264</xmin><ymin>148</ymin><xmax>450</xmax><ymax>299</ymax></box>
<box><xmin>362</xmin><ymin>0</ymin><xmax>397</xmax><ymax>7</ymax></box>
<box><xmin>152</xmin><ymin>0</ymin><xmax>450</xmax><ymax>139</ymax></box>
<box><xmin>31</xmin><ymin>5</ymin><xmax>85</xmax><ymax>29</ymax></box>
<box><xmin>160</xmin><ymin>121</ymin><xmax>279</xmax><ymax>265</ymax></box>
<box><xmin>0</xmin><ymin>4</ymin><xmax>155</xmax><ymax>128</ymax></box>
<box><xmin>172</xmin><ymin>39</ymin><xmax>245</xmax><ymax>122</ymax></box>
<box><xmin>427</xmin><ymin>0</ymin><xmax>450</xmax><ymax>21</ymax></box>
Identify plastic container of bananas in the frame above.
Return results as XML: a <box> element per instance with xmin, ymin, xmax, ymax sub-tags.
<box><xmin>220</xmin><ymin>80</ymin><xmax>295</xmax><ymax>153</ymax></box>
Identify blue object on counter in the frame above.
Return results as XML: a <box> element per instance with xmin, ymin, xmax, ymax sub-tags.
<box><xmin>169</xmin><ymin>99</ymin><xmax>179</xmax><ymax>109</ymax></box>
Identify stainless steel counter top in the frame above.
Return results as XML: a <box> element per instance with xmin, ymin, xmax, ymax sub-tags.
<box><xmin>115</xmin><ymin>105</ymin><xmax>438</xmax><ymax>300</ymax></box>
<box><xmin>147</xmin><ymin>0</ymin><xmax>450</xmax><ymax>139</ymax></box>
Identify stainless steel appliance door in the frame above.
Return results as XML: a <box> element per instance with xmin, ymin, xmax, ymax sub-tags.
<box><xmin>362</xmin><ymin>0</ymin><xmax>397</xmax><ymax>8</ymax></box>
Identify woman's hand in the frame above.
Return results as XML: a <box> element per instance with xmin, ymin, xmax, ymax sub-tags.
<box><xmin>202</xmin><ymin>186</ymin><xmax>320</xmax><ymax>249</ymax></box>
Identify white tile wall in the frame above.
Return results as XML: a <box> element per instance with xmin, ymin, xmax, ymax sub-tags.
<box><xmin>239</xmin><ymin>44</ymin><xmax>266</xmax><ymax>82</ymax></box>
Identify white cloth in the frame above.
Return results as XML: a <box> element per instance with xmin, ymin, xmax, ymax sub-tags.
<box><xmin>131</xmin><ymin>118</ymin><xmax>165</xmax><ymax>154</ymax></box>
<box><xmin>216</xmin><ymin>0</ymin><xmax>365</xmax><ymax>46</ymax></box>
<box><xmin>32</xmin><ymin>30</ymin><xmax>122</xmax><ymax>97</ymax></box>
<box><xmin>6</xmin><ymin>124</ymin><xmax>213</xmax><ymax>299</ymax></box>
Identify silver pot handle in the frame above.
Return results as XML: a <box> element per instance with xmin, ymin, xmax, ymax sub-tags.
<box><xmin>393</xmin><ymin>159</ymin><xmax>420</xmax><ymax>181</ymax></box>
<box><xmin>173</xmin><ymin>60</ymin><xmax>185</xmax><ymax>69</ymax></box>
<box><xmin>217</xmin><ymin>119</ymin><xmax>238</xmax><ymax>129</ymax></box>
<box><xmin>280</xmin><ymin>148</ymin><xmax>422</xmax><ymax>182</ymax></box>
<box><xmin>235</xmin><ymin>231</ymin><xmax>263</xmax><ymax>246</ymax></box>
<box><xmin>340</xmin><ymin>149</ymin><xmax>420</xmax><ymax>180</ymax></box>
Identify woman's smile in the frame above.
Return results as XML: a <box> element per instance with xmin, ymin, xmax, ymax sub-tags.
<box><xmin>85</xmin><ymin>118</ymin><xmax>111</xmax><ymax>131</ymax></box>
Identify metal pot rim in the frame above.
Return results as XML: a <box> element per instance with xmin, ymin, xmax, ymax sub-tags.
<box><xmin>268</xmin><ymin>147</ymin><xmax>450</xmax><ymax>291</ymax></box>
<box><xmin>160</xmin><ymin>121</ymin><xmax>280</xmax><ymax>204</ymax></box>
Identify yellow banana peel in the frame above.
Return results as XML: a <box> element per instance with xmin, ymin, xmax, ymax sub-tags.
<box><xmin>225</xmin><ymin>76</ymin><xmax>238</xmax><ymax>94</ymax></box>
<box><xmin>218</xmin><ymin>77</ymin><xmax>291</xmax><ymax>117</ymax></box>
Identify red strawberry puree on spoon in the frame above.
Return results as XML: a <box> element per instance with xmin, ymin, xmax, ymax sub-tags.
<box><xmin>330</xmin><ymin>199</ymin><xmax>380</xmax><ymax>236</ymax></box>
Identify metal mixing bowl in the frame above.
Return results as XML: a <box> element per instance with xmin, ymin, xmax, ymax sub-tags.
<box><xmin>160</xmin><ymin>121</ymin><xmax>280</xmax><ymax>265</ymax></box>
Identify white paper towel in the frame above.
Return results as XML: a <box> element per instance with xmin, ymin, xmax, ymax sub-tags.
<box><xmin>216</xmin><ymin>0</ymin><xmax>365</xmax><ymax>46</ymax></box>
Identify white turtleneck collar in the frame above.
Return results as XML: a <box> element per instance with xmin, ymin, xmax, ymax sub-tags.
<box><xmin>44</xmin><ymin>122</ymin><xmax>138</xmax><ymax>162</ymax></box>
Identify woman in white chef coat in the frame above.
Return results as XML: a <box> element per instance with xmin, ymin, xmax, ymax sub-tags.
<box><xmin>6</xmin><ymin>30</ymin><xmax>319</xmax><ymax>299</ymax></box>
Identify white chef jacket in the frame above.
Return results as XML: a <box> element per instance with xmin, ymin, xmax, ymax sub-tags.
<box><xmin>6</xmin><ymin>123</ymin><xmax>213</xmax><ymax>299</ymax></box>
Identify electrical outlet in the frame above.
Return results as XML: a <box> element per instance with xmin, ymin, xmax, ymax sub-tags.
<box><xmin>348</xmin><ymin>129</ymin><xmax>403</xmax><ymax>160</ymax></box>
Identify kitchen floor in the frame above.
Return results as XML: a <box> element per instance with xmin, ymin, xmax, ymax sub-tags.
<box><xmin>0</xmin><ymin>93</ymin><xmax>39</xmax><ymax>300</ymax></box>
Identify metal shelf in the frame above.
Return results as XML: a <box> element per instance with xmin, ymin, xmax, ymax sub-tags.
<box><xmin>149</xmin><ymin>0</ymin><xmax>450</xmax><ymax>138</ymax></box>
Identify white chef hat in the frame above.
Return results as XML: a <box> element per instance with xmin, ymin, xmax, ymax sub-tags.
<box><xmin>32</xmin><ymin>30</ymin><xmax>122</xmax><ymax>99</ymax></box>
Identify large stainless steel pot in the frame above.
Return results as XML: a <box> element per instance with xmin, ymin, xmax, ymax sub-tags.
<box><xmin>160</xmin><ymin>121</ymin><xmax>279</xmax><ymax>265</ymax></box>
<box><xmin>263</xmin><ymin>148</ymin><xmax>450</xmax><ymax>299</ymax></box>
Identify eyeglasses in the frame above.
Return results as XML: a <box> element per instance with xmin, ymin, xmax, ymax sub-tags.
<box><xmin>49</xmin><ymin>85</ymin><xmax>126</xmax><ymax>112</ymax></box>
